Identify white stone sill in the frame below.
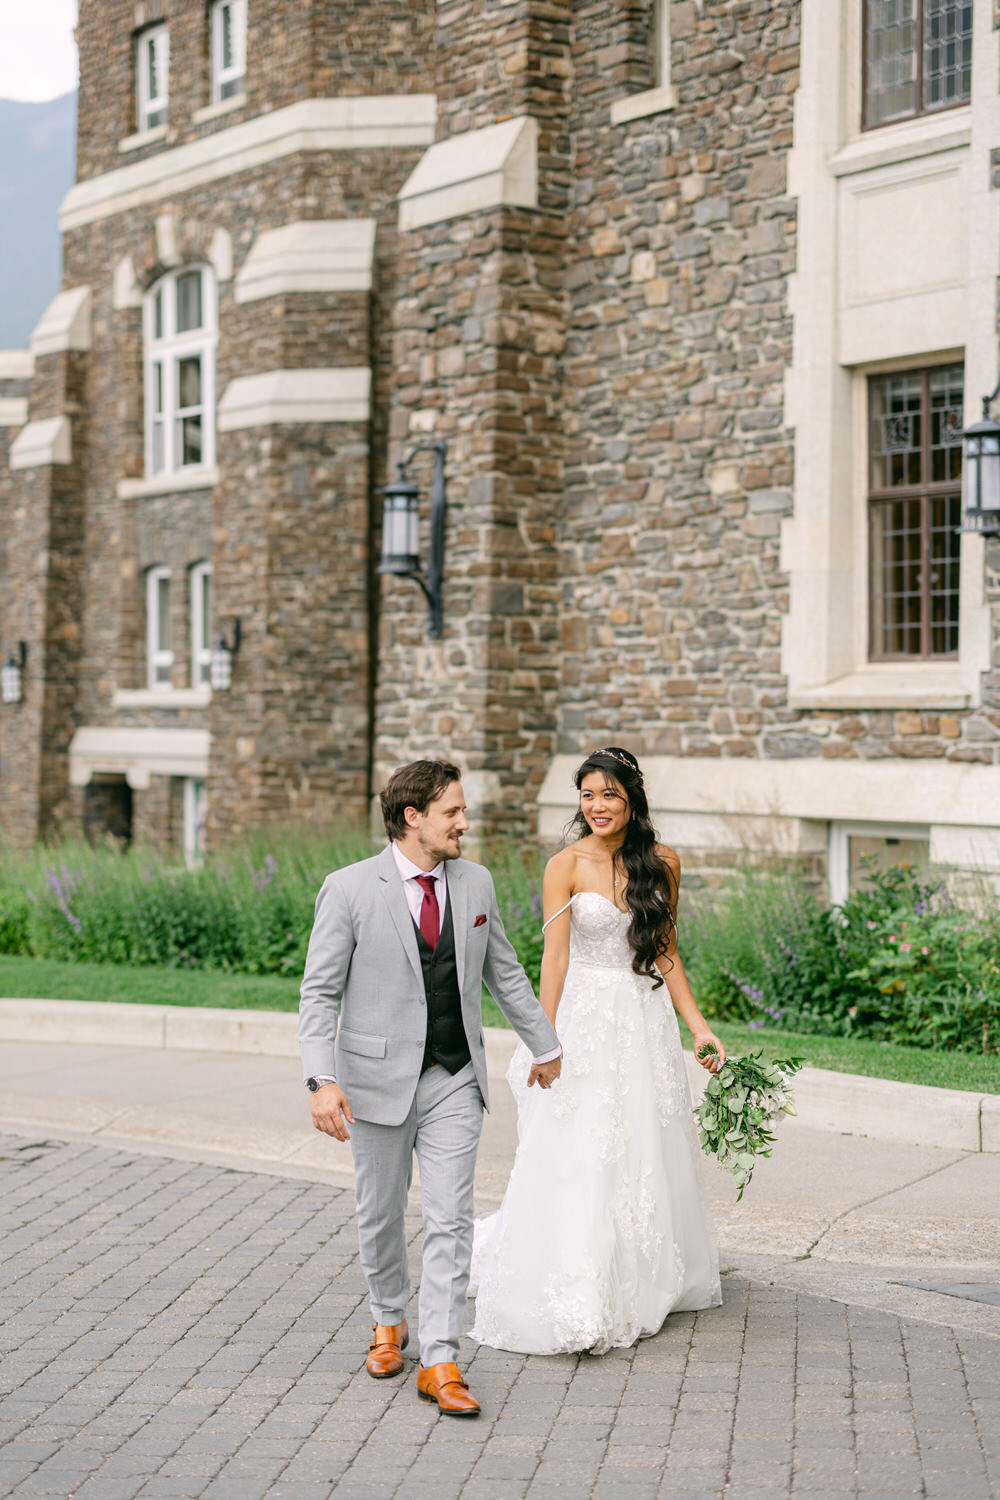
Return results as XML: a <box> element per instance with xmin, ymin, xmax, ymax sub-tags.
<box><xmin>828</xmin><ymin>109</ymin><xmax>971</xmax><ymax>178</ymax></box>
<box><xmin>119</xmin><ymin>125</ymin><xmax>169</xmax><ymax>154</ymax></box>
<box><xmin>788</xmin><ymin>666</ymin><xmax>972</xmax><ymax>711</ymax></box>
<box><xmin>0</xmin><ymin>351</ymin><xmax>34</xmax><ymax>379</ymax></box>
<box><xmin>192</xmin><ymin>92</ymin><xmax>247</xmax><ymax>124</ymax></box>
<box><xmin>112</xmin><ymin>688</ymin><xmax>211</xmax><ymax>709</ymax></box>
<box><xmin>117</xmin><ymin>467</ymin><xmax>219</xmax><ymax>499</ymax></box>
<box><xmin>0</xmin><ymin>398</ymin><xmax>28</xmax><ymax>427</ymax></box>
<box><xmin>610</xmin><ymin>85</ymin><xmax>676</xmax><ymax>126</ymax></box>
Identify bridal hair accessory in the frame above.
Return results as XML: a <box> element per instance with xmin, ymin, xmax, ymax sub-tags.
<box><xmin>589</xmin><ymin>748</ymin><xmax>640</xmax><ymax>774</ymax></box>
<box><xmin>693</xmin><ymin>1045</ymin><xmax>804</xmax><ymax>1200</ymax></box>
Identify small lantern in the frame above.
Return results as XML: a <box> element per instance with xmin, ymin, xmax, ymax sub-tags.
<box><xmin>378</xmin><ymin>441</ymin><xmax>447</xmax><ymax>638</ymax></box>
<box><xmin>1</xmin><ymin>642</ymin><xmax>26</xmax><ymax>705</ymax></box>
<box><xmin>961</xmin><ymin>391</ymin><xmax>1000</xmax><ymax>534</ymax></box>
<box><xmin>210</xmin><ymin>619</ymin><xmax>241</xmax><ymax>691</ymax></box>
<box><xmin>379</xmin><ymin>468</ymin><xmax>422</xmax><ymax>575</ymax></box>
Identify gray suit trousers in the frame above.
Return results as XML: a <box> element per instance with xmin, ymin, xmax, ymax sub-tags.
<box><xmin>350</xmin><ymin>1060</ymin><xmax>484</xmax><ymax>1368</ymax></box>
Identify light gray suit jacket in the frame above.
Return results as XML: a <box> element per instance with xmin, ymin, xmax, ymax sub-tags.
<box><xmin>298</xmin><ymin>844</ymin><xmax>559</xmax><ymax>1126</ymax></box>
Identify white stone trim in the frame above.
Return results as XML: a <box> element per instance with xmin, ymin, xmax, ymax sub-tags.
<box><xmin>9</xmin><ymin>416</ymin><xmax>72</xmax><ymax>469</ymax></box>
<box><xmin>788</xmin><ymin>664</ymin><xmax>972</xmax><ymax>711</ymax></box>
<box><xmin>69</xmin><ymin>726</ymin><xmax>210</xmax><ymax>789</ymax></box>
<box><xmin>537</xmin><ymin>754</ymin><xmax>1000</xmax><ymax>838</ymax></box>
<box><xmin>29</xmin><ymin>286</ymin><xmax>92</xmax><ymax>357</ymax></box>
<box><xmin>217</xmin><ymin>368</ymin><xmax>370</xmax><ymax>429</ymax></box>
<box><xmin>192</xmin><ymin>92</ymin><xmax>247</xmax><ymax>125</ymax></box>
<box><xmin>781</xmin><ymin>0</ymin><xmax>997</xmax><ymax>712</ymax></box>
<box><xmin>118</xmin><ymin>124</ymin><xmax>168</xmax><ymax>154</ymax></box>
<box><xmin>61</xmin><ymin>96</ymin><xmax>438</xmax><ymax>230</ymax></box>
<box><xmin>234</xmin><ymin>219</ymin><xmax>377</xmax><ymax>302</ymax></box>
<box><xmin>112</xmin><ymin>688</ymin><xmax>211</xmax><ymax>709</ymax></box>
<box><xmin>209</xmin><ymin>227</ymin><xmax>233</xmax><ymax>282</ymax></box>
<box><xmin>113</xmin><ymin>255</ymin><xmax>142</xmax><ymax>309</ymax></box>
<box><xmin>117</xmin><ymin>467</ymin><xmax>219</xmax><ymax>499</ymax></box>
<box><xmin>610</xmin><ymin>85</ymin><xmax>676</xmax><ymax>125</ymax></box>
<box><xmin>0</xmin><ymin>398</ymin><xmax>28</xmax><ymax>428</ymax></box>
<box><xmin>398</xmin><ymin>115</ymin><xmax>538</xmax><ymax>231</ymax></box>
<box><xmin>0</xmin><ymin>351</ymin><xmax>34</xmax><ymax>379</ymax></box>
<box><xmin>829</xmin><ymin>113</ymin><xmax>972</xmax><ymax>177</ymax></box>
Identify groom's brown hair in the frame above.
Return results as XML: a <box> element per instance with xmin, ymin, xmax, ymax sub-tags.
<box><xmin>380</xmin><ymin>759</ymin><xmax>462</xmax><ymax>840</ymax></box>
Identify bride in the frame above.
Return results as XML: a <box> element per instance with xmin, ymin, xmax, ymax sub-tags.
<box><xmin>469</xmin><ymin>746</ymin><xmax>725</xmax><ymax>1355</ymax></box>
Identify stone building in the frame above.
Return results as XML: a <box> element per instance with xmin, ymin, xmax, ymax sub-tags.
<box><xmin>1</xmin><ymin>0</ymin><xmax>999</xmax><ymax>901</ymax></box>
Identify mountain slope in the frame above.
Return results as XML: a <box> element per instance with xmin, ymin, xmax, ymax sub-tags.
<box><xmin>0</xmin><ymin>92</ymin><xmax>77</xmax><ymax>349</ymax></box>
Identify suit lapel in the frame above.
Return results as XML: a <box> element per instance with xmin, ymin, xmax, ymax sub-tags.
<box><xmin>448</xmin><ymin>861</ymin><xmax>468</xmax><ymax>992</ymax></box>
<box><xmin>376</xmin><ymin>844</ymin><xmax>423</xmax><ymax>989</ymax></box>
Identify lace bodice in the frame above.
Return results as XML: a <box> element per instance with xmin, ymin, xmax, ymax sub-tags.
<box><xmin>565</xmin><ymin>891</ymin><xmax>633</xmax><ymax>969</ymax></box>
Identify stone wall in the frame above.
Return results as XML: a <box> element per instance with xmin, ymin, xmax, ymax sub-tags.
<box><xmin>373</xmin><ymin>0</ymin><xmax>572</xmax><ymax>839</ymax></box>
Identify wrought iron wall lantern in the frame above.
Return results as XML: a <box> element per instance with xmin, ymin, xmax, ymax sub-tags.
<box><xmin>378</xmin><ymin>440</ymin><xmax>447</xmax><ymax>638</ymax></box>
<box><xmin>961</xmin><ymin>382</ymin><xmax>1000</xmax><ymax>534</ymax></box>
<box><xmin>1</xmin><ymin>642</ymin><xmax>26</xmax><ymax>705</ymax></box>
<box><xmin>210</xmin><ymin>619</ymin><xmax>242</xmax><ymax>691</ymax></box>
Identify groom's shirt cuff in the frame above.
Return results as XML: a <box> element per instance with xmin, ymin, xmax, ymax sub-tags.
<box><xmin>531</xmin><ymin>1045</ymin><xmax>562</xmax><ymax>1065</ymax></box>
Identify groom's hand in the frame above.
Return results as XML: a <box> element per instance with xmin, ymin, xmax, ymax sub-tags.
<box><xmin>528</xmin><ymin>1055</ymin><xmax>562</xmax><ymax>1089</ymax></box>
<box><xmin>311</xmin><ymin>1082</ymin><xmax>355</xmax><ymax>1141</ymax></box>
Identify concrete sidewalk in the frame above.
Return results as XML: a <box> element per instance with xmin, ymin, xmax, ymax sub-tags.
<box><xmin>0</xmin><ymin>1024</ymin><xmax>998</xmax><ymax>1343</ymax></box>
<box><xmin>1</xmin><ymin>1016</ymin><xmax>999</xmax><ymax>1499</ymax></box>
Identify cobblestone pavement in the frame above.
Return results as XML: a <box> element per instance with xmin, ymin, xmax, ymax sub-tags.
<box><xmin>1</xmin><ymin>1133</ymin><xmax>998</xmax><ymax>1500</ymax></box>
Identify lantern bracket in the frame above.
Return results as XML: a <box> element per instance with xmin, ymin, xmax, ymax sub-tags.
<box><xmin>378</xmin><ymin>440</ymin><xmax>447</xmax><ymax>638</ymax></box>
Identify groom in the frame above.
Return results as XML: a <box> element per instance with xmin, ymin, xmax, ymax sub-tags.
<box><xmin>299</xmin><ymin>759</ymin><xmax>561</xmax><ymax>1416</ymax></box>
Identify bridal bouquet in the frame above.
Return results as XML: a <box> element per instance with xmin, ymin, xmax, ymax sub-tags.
<box><xmin>693</xmin><ymin>1045</ymin><xmax>804</xmax><ymax>1200</ymax></box>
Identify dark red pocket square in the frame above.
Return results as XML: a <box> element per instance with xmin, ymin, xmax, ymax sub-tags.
<box><xmin>473</xmin><ymin>913</ymin><xmax>488</xmax><ymax>928</ymax></box>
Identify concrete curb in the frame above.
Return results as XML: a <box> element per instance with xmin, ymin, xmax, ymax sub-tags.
<box><xmin>1</xmin><ymin>995</ymin><xmax>996</xmax><ymax>1153</ymax></box>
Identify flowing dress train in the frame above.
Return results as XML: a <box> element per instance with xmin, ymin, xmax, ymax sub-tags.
<box><xmin>469</xmin><ymin>891</ymin><xmax>721</xmax><ymax>1355</ymax></box>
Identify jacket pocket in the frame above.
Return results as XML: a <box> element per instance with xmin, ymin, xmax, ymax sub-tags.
<box><xmin>339</xmin><ymin>1028</ymin><xmax>387</xmax><ymax>1059</ymax></box>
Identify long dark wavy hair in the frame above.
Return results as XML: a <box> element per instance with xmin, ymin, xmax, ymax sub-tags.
<box><xmin>569</xmin><ymin>747</ymin><xmax>676</xmax><ymax>989</ymax></box>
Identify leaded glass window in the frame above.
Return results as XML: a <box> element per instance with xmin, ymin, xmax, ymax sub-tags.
<box><xmin>864</xmin><ymin>0</ymin><xmax>972</xmax><ymax>130</ymax></box>
<box><xmin>868</xmin><ymin>366</ymin><xmax>964</xmax><ymax>659</ymax></box>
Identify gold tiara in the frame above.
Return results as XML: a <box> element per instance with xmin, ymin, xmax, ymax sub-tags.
<box><xmin>589</xmin><ymin>748</ymin><xmax>640</xmax><ymax>775</ymax></box>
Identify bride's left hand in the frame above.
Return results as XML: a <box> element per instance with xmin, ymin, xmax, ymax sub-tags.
<box><xmin>692</xmin><ymin>1030</ymin><xmax>726</xmax><ymax>1073</ymax></box>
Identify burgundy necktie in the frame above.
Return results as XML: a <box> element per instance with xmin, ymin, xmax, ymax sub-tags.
<box><xmin>415</xmin><ymin>874</ymin><xmax>439</xmax><ymax>951</ymax></box>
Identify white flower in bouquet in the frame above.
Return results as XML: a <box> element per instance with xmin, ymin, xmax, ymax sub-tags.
<box><xmin>693</xmin><ymin>1044</ymin><xmax>804</xmax><ymax>1200</ymax></box>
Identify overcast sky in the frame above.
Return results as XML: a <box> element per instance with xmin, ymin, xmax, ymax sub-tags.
<box><xmin>0</xmin><ymin>0</ymin><xmax>78</xmax><ymax>101</ymax></box>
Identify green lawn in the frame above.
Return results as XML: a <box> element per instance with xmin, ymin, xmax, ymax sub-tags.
<box><xmin>2</xmin><ymin>955</ymin><xmax>997</xmax><ymax>1095</ymax></box>
<box><xmin>0</xmin><ymin>955</ymin><xmax>301</xmax><ymax>1011</ymax></box>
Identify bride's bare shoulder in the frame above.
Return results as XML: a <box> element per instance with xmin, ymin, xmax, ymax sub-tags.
<box><xmin>655</xmin><ymin>842</ymin><xmax>681</xmax><ymax>877</ymax></box>
<box><xmin>545</xmin><ymin>844</ymin><xmax>581</xmax><ymax>880</ymax></box>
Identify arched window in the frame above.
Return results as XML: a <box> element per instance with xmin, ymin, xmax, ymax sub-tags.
<box><xmin>144</xmin><ymin>266</ymin><xmax>217</xmax><ymax>477</ymax></box>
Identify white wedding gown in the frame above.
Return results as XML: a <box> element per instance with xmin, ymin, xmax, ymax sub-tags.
<box><xmin>469</xmin><ymin>891</ymin><xmax>721</xmax><ymax>1355</ymax></box>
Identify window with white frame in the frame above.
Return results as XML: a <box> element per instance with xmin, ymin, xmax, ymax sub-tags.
<box><xmin>146</xmin><ymin>566</ymin><xmax>173</xmax><ymax>690</ymax></box>
<box><xmin>189</xmin><ymin>561</ymin><xmax>213</xmax><ymax>688</ymax></box>
<box><xmin>211</xmin><ymin>0</ymin><xmax>247</xmax><ymax>102</ymax></box>
<box><xmin>136</xmin><ymin>23</ymin><xmax>169</xmax><ymax>132</ymax></box>
<box><xmin>863</xmin><ymin>0</ymin><xmax>972</xmax><ymax>130</ymax></box>
<box><xmin>144</xmin><ymin>267</ymin><xmax>217</xmax><ymax>477</ymax></box>
<box><xmin>609</xmin><ymin>0</ymin><xmax>674</xmax><ymax>124</ymax></box>
<box><xmin>828</xmin><ymin>822</ymin><xmax>930</xmax><ymax>905</ymax></box>
<box><xmin>867</xmin><ymin>365</ymin><xmax>964</xmax><ymax>660</ymax></box>
<box><xmin>183</xmin><ymin>779</ymin><xmax>207</xmax><ymax>866</ymax></box>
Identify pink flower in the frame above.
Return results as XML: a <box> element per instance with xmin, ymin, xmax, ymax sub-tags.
<box><xmin>888</xmin><ymin>935</ymin><xmax>896</xmax><ymax>943</ymax></box>
<box><xmin>900</xmin><ymin>943</ymin><xmax>911</xmax><ymax>952</ymax></box>
<box><xmin>867</xmin><ymin>921</ymin><xmax>876</xmax><ymax>930</ymax></box>
<box><xmin>922</xmin><ymin>946</ymin><xmax>929</xmax><ymax>955</ymax></box>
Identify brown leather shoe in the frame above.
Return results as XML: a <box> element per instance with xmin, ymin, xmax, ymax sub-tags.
<box><xmin>366</xmin><ymin>1319</ymin><xmax>409</xmax><ymax>1379</ymax></box>
<box><xmin>416</xmin><ymin>1361</ymin><xmax>481</xmax><ymax>1417</ymax></box>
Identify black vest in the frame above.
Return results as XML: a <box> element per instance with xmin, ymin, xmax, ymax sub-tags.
<box><xmin>414</xmin><ymin>895</ymin><xmax>471</xmax><ymax>1075</ymax></box>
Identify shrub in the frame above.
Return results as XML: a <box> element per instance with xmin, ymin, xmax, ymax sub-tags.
<box><xmin>682</xmin><ymin>860</ymin><xmax>1000</xmax><ymax>1055</ymax></box>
